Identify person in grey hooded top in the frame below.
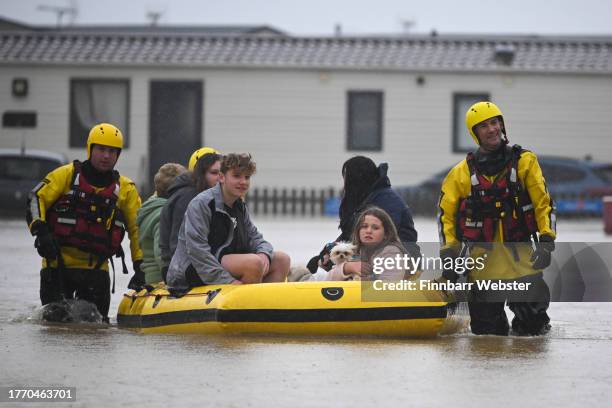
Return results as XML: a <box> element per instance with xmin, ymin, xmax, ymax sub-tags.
<box><xmin>159</xmin><ymin>149</ymin><xmax>221</xmax><ymax>281</ymax></box>
<box><xmin>136</xmin><ymin>163</ymin><xmax>186</xmax><ymax>284</ymax></box>
<box><xmin>166</xmin><ymin>153</ymin><xmax>290</xmax><ymax>290</ymax></box>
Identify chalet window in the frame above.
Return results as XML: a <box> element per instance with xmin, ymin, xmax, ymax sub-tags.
<box><xmin>453</xmin><ymin>93</ymin><xmax>490</xmax><ymax>152</ymax></box>
<box><xmin>70</xmin><ymin>79</ymin><xmax>130</xmax><ymax>148</ymax></box>
<box><xmin>347</xmin><ymin>91</ymin><xmax>383</xmax><ymax>151</ymax></box>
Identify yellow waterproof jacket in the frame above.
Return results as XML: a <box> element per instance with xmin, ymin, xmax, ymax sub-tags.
<box><xmin>27</xmin><ymin>162</ymin><xmax>143</xmax><ymax>271</ymax></box>
<box><xmin>437</xmin><ymin>150</ymin><xmax>556</xmax><ymax>280</ymax></box>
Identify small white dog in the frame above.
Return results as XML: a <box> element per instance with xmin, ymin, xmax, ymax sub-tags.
<box><xmin>329</xmin><ymin>242</ymin><xmax>356</xmax><ymax>266</ymax></box>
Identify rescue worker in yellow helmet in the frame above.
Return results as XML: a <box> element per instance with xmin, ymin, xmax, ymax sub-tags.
<box><xmin>26</xmin><ymin>123</ymin><xmax>144</xmax><ymax>323</ymax></box>
<box><xmin>437</xmin><ymin>101</ymin><xmax>556</xmax><ymax>336</ymax></box>
<box><xmin>159</xmin><ymin>146</ymin><xmax>221</xmax><ymax>281</ymax></box>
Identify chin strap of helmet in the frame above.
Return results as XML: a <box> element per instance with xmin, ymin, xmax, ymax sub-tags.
<box><xmin>500</xmin><ymin>117</ymin><xmax>509</xmax><ymax>145</ymax></box>
<box><xmin>501</xmin><ymin>131</ymin><xmax>509</xmax><ymax>145</ymax></box>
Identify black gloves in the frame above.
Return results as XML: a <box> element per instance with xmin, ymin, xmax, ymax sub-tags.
<box><xmin>306</xmin><ymin>242</ymin><xmax>336</xmax><ymax>274</ymax></box>
<box><xmin>31</xmin><ymin>221</ymin><xmax>60</xmax><ymax>259</ymax></box>
<box><xmin>306</xmin><ymin>256</ymin><xmax>320</xmax><ymax>274</ymax></box>
<box><xmin>440</xmin><ymin>247</ymin><xmax>459</xmax><ymax>283</ymax></box>
<box><xmin>128</xmin><ymin>260</ymin><xmax>146</xmax><ymax>290</ymax></box>
<box><xmin>531</xmin><ymin>235</ymin><xmax>555</xmax><ymax>270</ymax></box>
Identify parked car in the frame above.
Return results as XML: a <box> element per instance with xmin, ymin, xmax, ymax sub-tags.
<box><xmin>0</xmin><ymin>149</ymin><xmax>68</xmax><ymax>217</ymax></box>
<box><xmin>396</xmin><ymin>156</ymin><xmax>612</xmax><ymax>216</ymax></box>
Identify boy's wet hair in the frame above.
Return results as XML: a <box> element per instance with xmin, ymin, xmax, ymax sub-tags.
<box><xmin>221</xmin><ymin>153</ymin><xmax>257</xmax><ymax>175</ymax></box>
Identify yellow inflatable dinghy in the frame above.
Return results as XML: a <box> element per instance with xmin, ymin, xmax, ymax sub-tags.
<box><xmin>117</xmin><ymin>281</ymin><xmax>463</xmax><ymax>338</ymax></box>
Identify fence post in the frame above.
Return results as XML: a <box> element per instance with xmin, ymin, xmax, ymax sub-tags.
<box><xmin>272</xmin><ymin>188</ymin><xmax>278</xmax><ymax>216</ymax></box>
<box><xmin>251</xmin><ymin>188</ymin><xmax>259</xmax><ymax>215</ymax></box>
<box><xmin>281</xmin><ymin>188</ymin><xmax>287</xmax><ymax>215</ymax></box>
<box><xmin>310</xmin><ymin>189</ymin><xmax>316</xmax><ymax>216</ymax></box>
<box><xmin>263</xmin><ymin>187</ymin><xmax>269</xmax><ymax>215</ymax></box>
<box><xmin>291</xmin><ymin>189</ymin><xmax>297</xmax><ymax>216</ymax></box>
<box><xmin>319</xmin><ymin>189</ymin><xmax>326</xmax><ymax>216</ymax></box>
<box><xmin>300</xmin><ymin>188</ymin><xmax>307</xmax><ymax>216</ymax></box>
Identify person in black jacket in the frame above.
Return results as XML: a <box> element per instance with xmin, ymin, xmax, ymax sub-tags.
<box><xmin>307</xmin><ymin>156</ymin><xmax>419</xmax><ymax>273</ymax></box>
<box><xmin>159</xmin><ymin>149</ymin><xmax>221</xmax><ymax>281</ymax></box>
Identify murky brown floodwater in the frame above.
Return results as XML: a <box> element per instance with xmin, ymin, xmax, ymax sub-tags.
<box><xmin>2</xmin><ymin>218</ymin><xmax>611</xmax><ymax>407</ymax></box>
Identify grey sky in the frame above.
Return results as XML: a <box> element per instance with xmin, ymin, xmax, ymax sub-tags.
<box><xmin>1</xmin><ymin>0</ymin><xmax>611</xmax><ymax>36</ymax></box>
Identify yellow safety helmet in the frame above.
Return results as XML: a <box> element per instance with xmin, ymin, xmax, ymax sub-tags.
<box><xmin>465</xmin><ymin>101</ymin><xmax>507</xmax><ymax>145</ymax></box>
<box><xmin>188</xmin><ymin>146</ymin><xmax>220</xmax><ymax>171</ymax></box>
<box><xmin>86</xmin><ymin>123</ymin><xmax>124</xmax><ymax>159</ymax></box>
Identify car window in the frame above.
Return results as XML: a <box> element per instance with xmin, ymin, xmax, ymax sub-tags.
<box><xmin>593</xmin><ymin>166</ymin><xmax>612</xmax><ymax>183</ymax></box>
<box><xmin>0</xmin><ymin>157</ymin><xmax>62</xmax><ymax>181</ymax></box>
<box><xmin>540</xmin><ymin>163</ymin><xmax>586</xmax><ymax>183</ymax></box>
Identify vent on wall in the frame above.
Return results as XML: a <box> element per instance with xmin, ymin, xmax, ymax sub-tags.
<box><xmin>12</xmin><ymin>78</ymin><xmax>28</xmax><ymax>97</ymax></box>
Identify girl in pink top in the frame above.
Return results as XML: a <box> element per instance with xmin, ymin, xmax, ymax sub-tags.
<box><xmin>327</xmin><ymin>206</ymin><xmax>412</xmax><ymax>282</ymax></box>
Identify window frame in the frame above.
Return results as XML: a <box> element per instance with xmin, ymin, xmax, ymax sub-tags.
<box><xmin>69</xmin><ymin>78</ymin><xmax>131</xmax><ymax>149</ymax></box>
<box><xmin>346</xmin><ymin>90</ymin><xmax>384</xmax><ymax>151</ymax></box>
<box><xmin>452</xmin><ymin>92</ymin><xmax>490</xmax><ymax>153</ymax></box>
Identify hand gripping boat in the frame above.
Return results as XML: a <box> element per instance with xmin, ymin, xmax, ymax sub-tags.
<box><xmin>117</xmin><ymin>281</ymin><xmax>467</xmax><ymax>338</ymax></box>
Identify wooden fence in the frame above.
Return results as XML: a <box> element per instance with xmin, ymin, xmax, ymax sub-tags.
<box><xmin>246</xmin><ymin>187</ymin><xmax>339</xmax><ymax>216</ymax></box>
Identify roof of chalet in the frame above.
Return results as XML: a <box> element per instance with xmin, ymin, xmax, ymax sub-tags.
<box><xmin>0</xmin><ymin>16</ymin><xmax>286</xmax><ymax>36</ymax></box>
<box><xmin>0</xmin><ymin>16</ymin><xmax>30</xmax><ymax>31</ymax></box>
<box><xmin>36</xmin><ymin>25</ymin><xmax>285</xmax><ymax>36</ymax></box>
<box><xmin>1</xmin><ymin>29</ymin><xmax>611</xmax><ymax>74</ymax></box>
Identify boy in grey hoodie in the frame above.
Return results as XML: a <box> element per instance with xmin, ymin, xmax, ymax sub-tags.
<box><xmin>167</xmin><ymin>153</ymin><xmax>290</xmax><ymax>290</ymax></box>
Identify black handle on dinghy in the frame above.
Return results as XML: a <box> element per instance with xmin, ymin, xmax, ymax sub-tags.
<box><xmin>321</xmin><ymin>287</ymin><xmax>344</xmax><ymax>301</ymax></box>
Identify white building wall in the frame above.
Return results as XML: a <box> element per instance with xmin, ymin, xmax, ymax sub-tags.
<box><xmin>202</xmin><ymin>68</ymin><xmax>612</xmax><ymax>189</ymax></box>
<box><xmin>1</xmin><ymin>65</ymin><xmax>611</xmax><ymax>192</ymax></box>
<box><xmin>0</xmin><ymin>66</ymin><xmax>150</xmax><ymax>188</ymax></box>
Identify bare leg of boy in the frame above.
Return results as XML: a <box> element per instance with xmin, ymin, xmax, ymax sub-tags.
<box><xmin>263</xmin><ymin>251</ymin><xmax>290</xmax><ymax>283</ymax></box>
<box><xmin>221</xmin><ymin>254</ymin><xmax>264</xmax><ymax>283</ymax></box>
<box><xmin>221</xmin><ymin>251</ymin><xmax>290</xmax><ymax>284</ymax></box>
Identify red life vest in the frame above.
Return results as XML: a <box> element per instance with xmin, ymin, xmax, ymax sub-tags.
<box><xmin>46</xmin><ymin>161</ymin><xmax>126</xmax><ymax>262</ymax></box>
<box><xmin>457</xmin><ymin>145</ymin><xmax>538</xmax><ymax>243</ymax></box>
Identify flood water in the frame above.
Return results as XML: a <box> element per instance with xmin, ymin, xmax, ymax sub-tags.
<box><xmin>1</xmin><ymin>217</ymin><xmax>612</xmax><ymax>407</ymax></box>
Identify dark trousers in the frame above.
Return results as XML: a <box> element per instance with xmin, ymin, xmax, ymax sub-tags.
<box><xmin>468</xmin><ymin>273</ymin><xmax>551</xmax><ymax>336</ymax></box>
<box><xmin>185</xmin><ymin>264</ymin><xmax>205</xmax><ymax>287</ymax></box>
<box><xmin>40</xmin><ymin>267</ymin><xmax>111</xmax><ymax>320</ymax></box>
